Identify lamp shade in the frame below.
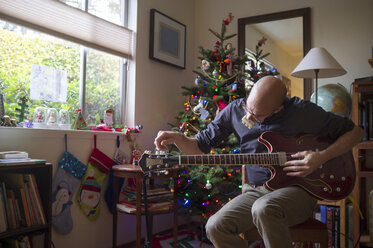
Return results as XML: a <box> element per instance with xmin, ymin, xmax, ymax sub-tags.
<box><xmin>291</xmin><ymin>47</ymin><xmax>346</xmax><ymax>78</ymax></box>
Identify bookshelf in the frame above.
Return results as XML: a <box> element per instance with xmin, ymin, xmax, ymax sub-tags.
<box><xmin>0</xmin><ymin>162</ymin><xmax>52</xmax><ymax>248</ymax></box>
<box><xmin>352</xmin><ymin>81</ymin><xmax>373</xmax><ymax>247</ymax></box>
<box><xmin>317</xmin><ymin>199</ymin><xmax>347</xmax><ymax>247</ymax></box>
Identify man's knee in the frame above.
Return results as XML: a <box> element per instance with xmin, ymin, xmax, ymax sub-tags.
<box><xmin>205</xmin><ymin>214</ymin><xmax>218</xmax><ymax>238</ymax></box>
<box><xmin>251</xmin><ymin>199</ymin><xmax>284</xmax><ymax>224</ymax></box>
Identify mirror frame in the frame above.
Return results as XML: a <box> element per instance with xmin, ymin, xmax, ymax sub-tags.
<box><xmin>238</xmin><ymin>8</ymin><xmax>311</xmax><ymax>99</ymax></box>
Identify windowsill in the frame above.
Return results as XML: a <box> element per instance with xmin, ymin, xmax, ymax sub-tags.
<box><xmin>0</xmin><ymin>126</ymin><xmax>139</xmax><ymax>139</ymax></box>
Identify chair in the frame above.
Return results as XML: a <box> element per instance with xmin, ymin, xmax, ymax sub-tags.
<box><xmin>240</xmin><ymin>165</ymin><xmax>329</xmax><ymax>247</ymax></box>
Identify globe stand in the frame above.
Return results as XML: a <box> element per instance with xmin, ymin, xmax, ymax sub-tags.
<box><xmin>314</xmin><ymin>69</ymin><xmax>319</xmax><ymax>105</ymax></box>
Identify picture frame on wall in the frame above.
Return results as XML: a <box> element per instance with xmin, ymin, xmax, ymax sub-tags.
<box><xmin>149</xmin><ymin>9</ymin><xmax>186</xmax><ymax>69</ymax></box>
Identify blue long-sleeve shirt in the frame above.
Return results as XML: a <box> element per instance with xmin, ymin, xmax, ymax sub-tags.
<box><xmin>195</xmin><ymin>96</ymin><xmax>355</xmax><ymax>185</ymax></box>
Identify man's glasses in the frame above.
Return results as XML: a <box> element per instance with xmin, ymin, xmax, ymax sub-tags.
<box><xmin>241</xmin><ymin>101</ymin><xmax>263</xmax><ymax>124</ymax></box>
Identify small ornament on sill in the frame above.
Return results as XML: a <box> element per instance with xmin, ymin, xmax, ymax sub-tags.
<box><xmin>104</xmin><ymin>109</ymin><xmax>114</xmax><ymax>129</ymax></box>
<box><xmin>33</xmin><ymin>106</ymin><xmax>47</xmax><ymax>129</ymax></box>
<box><xmin>59</xmin><ymin>109</ymin><xmax>70</xmax><ymax>130</ymax></box>
<box><xmin>47</xmin><ymin>108</ymin><xmax>59</xmax><ymax>129</ymax></box>
<box><xmin>71</xmin><ymin>109</ymin><xmax>88</xmax><ymax>130</ymax></box>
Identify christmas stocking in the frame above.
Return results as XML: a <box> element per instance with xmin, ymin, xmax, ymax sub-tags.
<box><xmin>104</xmin><ymin>140</ymin><xmax>127</xmax><ymax>214</ymax></box>
<box><xmin>52</xmin><ymin>136</ymin><xmax>87</xmax><ymax>235</ymax></box>
<box><xmin>77</xmin><ymin>137</ymin><xmax>114</xmax><ymax>221</ymax></box>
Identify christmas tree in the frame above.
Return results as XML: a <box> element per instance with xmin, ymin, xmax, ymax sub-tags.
<box><xmin>170</xmin><ymin>13</ymin><xmax>278</xmax><ymax>222</ymax></box>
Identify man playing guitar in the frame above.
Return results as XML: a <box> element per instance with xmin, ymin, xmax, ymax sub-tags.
<box><xmin>154</xmin><ymin>76</ymin><xmax>364</xmax><ymax>248</ymax></box>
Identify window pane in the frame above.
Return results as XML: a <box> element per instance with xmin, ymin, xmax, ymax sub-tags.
<box><xmin>60</xmin><ymin>0</ymin><xmax>82</xmax><ymax>9</ymax></box>
<box><xmin>88</xmin><ymin>0</ymin><xmax>122</xmax><ymax>25</ymax></box>
<box><xmin>85</xmin><ymin>49</ymin><xmax>121</xmax><ymax>125</ymax></box>
<box><xmin>0</xmin><ymin>20</ymin><xmax>80</xmax><ymax>123</ymax></box>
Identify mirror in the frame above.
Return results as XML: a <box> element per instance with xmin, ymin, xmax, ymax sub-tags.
<box><xmin>238</xmin><ymin>8</ymin><xmax>311</xmax><ymax>99</ymax></box>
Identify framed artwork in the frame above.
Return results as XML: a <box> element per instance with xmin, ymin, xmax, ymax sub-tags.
<box><xmin>149</xmin><ymin>9</ymin><xmax>186</xmax><ymax>69</ymax></box>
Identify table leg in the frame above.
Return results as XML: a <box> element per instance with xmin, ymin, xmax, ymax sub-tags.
<box><xmin>113</xmin><ymin>174</ymin><xmax>118</xmax><ymax>248</ymax></box>
<box><xmin>136</xmin><ymin>177</ymin><xmax>142</xmax><ymax>248</ymax></box>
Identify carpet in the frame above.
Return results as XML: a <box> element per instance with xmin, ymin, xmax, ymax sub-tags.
<box><xmin>152</xmin><ymin>229</ymin><xmax>215</xmax><ymax>248</ymax></box>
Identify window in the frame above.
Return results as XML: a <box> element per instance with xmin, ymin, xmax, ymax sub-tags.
<box><xmin>0</xmin><ymin>0</ymin><xmax>131</xmax><ymax>126</ymax></box>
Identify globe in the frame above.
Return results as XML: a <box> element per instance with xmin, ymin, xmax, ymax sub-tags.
<box><xmin>310</xmin><ymin>83</ymin><xmax>352</xmax><ymax>117</ymax></box>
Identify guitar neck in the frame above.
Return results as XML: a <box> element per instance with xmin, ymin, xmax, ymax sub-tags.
<box><xmin>178</xmin><ymin>153</ymin><xmax>288</xmax><ymax>166</ymax></box>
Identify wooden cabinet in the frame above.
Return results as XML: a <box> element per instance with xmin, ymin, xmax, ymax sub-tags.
<box><xmin>0</xmin><ymin>162</ymin><xmax>52</xmax><ymax>248</ymax></box>
<box><xmin>352</xmin><ymin>81</ymin><xmax>373</xmax><ymax>247</ymax></box>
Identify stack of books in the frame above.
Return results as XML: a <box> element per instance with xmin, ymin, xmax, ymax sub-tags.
<box><xmin>0</xmin><ymin>151</ymin><xmax>46</xmax><ymax>166</ymax></box>
<box><xmin>0</xmin><ymin>173</ymin><xmax>46</xmax><ymax>232</ymax></box>
<box><xmin>117</xmin><ymin>186</ymin><xmax>174</xmax><ymax>214</ymax></box>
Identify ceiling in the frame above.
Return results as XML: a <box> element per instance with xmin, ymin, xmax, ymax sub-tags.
<box><xmin>251</xmin><ymin>17</ymin><xmax>303</xmax><ymax>57</ymax></box>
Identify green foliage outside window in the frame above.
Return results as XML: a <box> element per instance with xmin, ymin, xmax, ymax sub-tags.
<box><xmin>0</xmin><ymin>27</ymin><xmax>121</xmax><ymax>125</ymax></box>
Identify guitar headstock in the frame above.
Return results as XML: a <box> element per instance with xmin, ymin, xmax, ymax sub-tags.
<box><xmin>138</xmin><ymin>152</ymin><xmax>179</xmax><ymax>172</ymax></box>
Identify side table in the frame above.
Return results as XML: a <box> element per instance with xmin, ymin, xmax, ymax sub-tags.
<box><xmin>112</xmin><ymin>164</ymin><xmax>178</xmax><ymax>248</ymax></box>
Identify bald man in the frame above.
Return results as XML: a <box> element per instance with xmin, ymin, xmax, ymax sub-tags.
<box><xmin>154</xmin><ymin>76</ymin><xmax>363</xmax><ymax>248</ymax></box>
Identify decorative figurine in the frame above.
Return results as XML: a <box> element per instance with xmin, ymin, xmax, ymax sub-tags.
<box><xmin>2</xmin><ymin>115</ymin><xmax>11</xmax><ymax>126</ymax></box>
<box><xmin>33</xmin><ymin>107</ymin><xmax>47</xmax><ymax>128</ymax></box>
<box><xmin>47</xmin><ymin>108</ymin><xmax>59</xmax><ymax>129</ymax></box>
<box><xmin>104</xmin><ymin>109</ymin><xmax>114</xmax><ymax>129</ymax></box>
<box><xmin>58</xmin><ymin>109</ymin><xmax>70</xmax><ymax>130</ymax></box>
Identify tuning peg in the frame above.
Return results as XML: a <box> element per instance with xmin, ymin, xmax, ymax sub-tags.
<box><xmin>144</xmin><ymin>150</ymin><xmax>151</xmax><ymax>155</ymax></box>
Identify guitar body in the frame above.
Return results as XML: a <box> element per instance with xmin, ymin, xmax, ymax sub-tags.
<box><xmin>258</xmin><ymin>131</ymin><xmax>355</xmax><ymax>200</ymax></box>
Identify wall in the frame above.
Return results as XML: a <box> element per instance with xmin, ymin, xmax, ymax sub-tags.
<box><xmin>194</xmin><ymin>0</ymin><xmax>373</xmax><ymax>96</ymax></box>
<box><xmin>245</xmin><ymin>25</ymin><xmax>303</xmax><ymax>97</ymax></box>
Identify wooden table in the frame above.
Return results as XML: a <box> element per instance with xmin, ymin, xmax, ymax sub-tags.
<box><xmin>112</xmin><ymin>164</ymin><xmax>178</xmax><ymax>248</ymax></box>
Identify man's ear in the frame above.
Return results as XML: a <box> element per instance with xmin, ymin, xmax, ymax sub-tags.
<box><xmin>273</xmin><ymin>105</ymin><xmax>284</xmax><ymax>114</ymax></box>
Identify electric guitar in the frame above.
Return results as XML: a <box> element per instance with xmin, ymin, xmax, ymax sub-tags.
<box><xmin>139</xmin><ymin>131</ymin><xmax>355</xmax><ymax>201</ymax></box>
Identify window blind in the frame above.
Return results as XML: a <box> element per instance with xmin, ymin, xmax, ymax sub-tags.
<box><xmin>0</xmin><ymin>0</ymin><xmax>133</xmax><ymax>59</ymax></box>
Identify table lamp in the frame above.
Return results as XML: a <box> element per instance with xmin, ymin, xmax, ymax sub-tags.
<box><xmin>291</xmin><ymin>47</ymin><xmax>346</xmax><ymax>105</ymax></box>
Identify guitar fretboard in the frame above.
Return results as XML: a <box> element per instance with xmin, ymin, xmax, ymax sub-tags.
<box><xmin>179</xmin><ymin>153</ymin><xmax>287</xmax><ymax>166</ymax></box>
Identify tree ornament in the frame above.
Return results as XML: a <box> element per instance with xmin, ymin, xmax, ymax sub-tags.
<box><xmin>201</xmin><ymin>60</ymin><xmax>210</xmax><ymax>71</ymax></box>
<box><xmin>195</xmin><ymin>76</ymin><xmax>202</xmax><ymax>85</ymax></box>
<box><xmin>231</xmin><ymin>82</ymin><xmax>238</xmax><ymax>92</ymax></box>
<box><xmin>223</xmin><ymin>13</ymin><xmax>233</xmax><ymax>26</ymax></box>
<box><xmin>212</xmin><ymin>70</ymin><xmax>218</xmax><ymax>78</ymax></box>
<box><xmin>206</xmin><ymin>183</ymin><xmax>212</xmax><ymax>190</ymax></box>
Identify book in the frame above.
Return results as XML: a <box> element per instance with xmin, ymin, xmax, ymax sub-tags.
<box><xmin>7</xmin><ymin>196</ymin><xmax>17</xmax><ymax>229</ymax></box>
<box><xmin>0</xmin><ymin>158</ymin><xmax>46</xmax><ymax>166</ymax></box>
<box><xmin>361</xmin><ymin>100</ymin><xmax>369</xmax><ymax>141</ymax></box>
<box><xmin>28</xmin><ymin>174</ymin><xmax>45</xmax><ymax>224</ymax></box>
<box><xmin>19</xmin><ymin>188</ymin><xmax>31</xmax><ymax>227</ymax></box>
<box><xmin>319</xmin><ymin>205</ymin><xmax>327</xmax><ymax>223</ymax></box>
<box><xmin>355</xmin><ymin>76</ymin><xmax>373</xmax><ymax>82</ymax></box>
<box><xmin>326</xmin><ymin>206</ymin><xmax>334</xmax><ymax>248</ymax></box>
<box><xmin>1</xmin><ymin>182</ymin><xmax>12</xmax><ymax>229</ymax></box>
<box><xmin>0</xmin><ymin>151</ymin><xmax>28</xmax><ymax>159</ymax></box>
<box><xmin>333</xmin><ymin>207</ymin><xmax>340</xmax><ymax>248</ymax></box>
<box><xmin>24</xmin><ymin>178</ymin><xmax>41</xmax><ymax>225</ymax></box>
<box><xmin>0</xmin><ymin>187</ymin><xmax>8</xmax><ymax>232</ymax></box>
